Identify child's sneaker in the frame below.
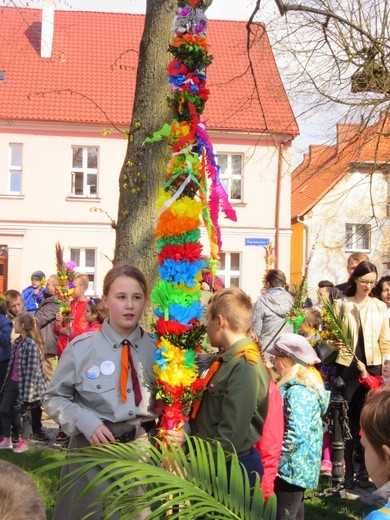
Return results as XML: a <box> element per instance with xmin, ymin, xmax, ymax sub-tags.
<box><xmin>0</xmin><ymin>437</ymin><xmax>12</xmax><ymax>449</ymax></box>
<box><xmin>13</xmin><ymin>438</ymin><xmax>28</xmax><ymax>453</ymax></box>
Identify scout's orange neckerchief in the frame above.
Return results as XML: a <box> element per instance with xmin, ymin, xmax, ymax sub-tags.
<box><xmin>191</xmin><ymin>342</ymin><xmax>260</xmax><ymax>419</ymax></box>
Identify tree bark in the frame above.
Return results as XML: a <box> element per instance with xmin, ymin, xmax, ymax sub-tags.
<box><xmin>114</xmin><ymin>0</ymin><xmax>176</xmax><ymax>291</ymax></box>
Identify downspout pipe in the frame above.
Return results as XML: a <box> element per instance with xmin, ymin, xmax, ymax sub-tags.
<box><xmin>274</xmin><ymin>142</ymin><xmax>284</xmax><ymax>269</ymax></box>
<box><xmin>296</xmin><ymin>214</ymin><xmax>309</xmax><ymax>276</ymax></box>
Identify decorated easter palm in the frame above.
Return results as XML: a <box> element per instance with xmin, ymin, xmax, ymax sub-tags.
<box><xmin>38</xmin><ymin>436</ymin><xmax>276</xmax><ymax>520</ymax></box>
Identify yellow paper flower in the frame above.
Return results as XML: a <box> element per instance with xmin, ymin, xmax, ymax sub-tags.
<box><xmin>171</xmin><ymin>196</ymin><xmax>202</xmax><ymax>219</ymax></box>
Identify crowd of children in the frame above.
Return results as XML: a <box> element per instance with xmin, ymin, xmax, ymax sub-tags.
<box><xmin>1</xmin><ymin>257</ymin><xmax>390</xmax><ymax>520</ymax></box>
<box><xmin>0</xmin><ymin>269</ymin><xmax>107</xmax><ymax>453</ymax></box>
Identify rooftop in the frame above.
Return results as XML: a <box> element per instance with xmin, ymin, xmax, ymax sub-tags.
<box><xmin>0</xmin><ymin>7</ymin><xmax>298</xmax><ymax>136</ymax></box>
<box><xmin>291</xmin><ymin>114</ymin><xmax>390</xmax><ymax>219</ymax></box>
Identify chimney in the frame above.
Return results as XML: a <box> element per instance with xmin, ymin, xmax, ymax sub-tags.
<box><xmin>308</xmin><ymin>144</ymin><xmax>328</xmax><ymax>163</ymax></box>
<box><xmin>41</xmin><ymin>0</ymin><xmax>55</xmax><ymax>59</ymax></box>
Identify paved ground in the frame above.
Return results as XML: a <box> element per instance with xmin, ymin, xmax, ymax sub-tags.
<box><xmin>31</xmin><ymin>419</ymin><xmax>385</xmax><ymax>510</ymax></box>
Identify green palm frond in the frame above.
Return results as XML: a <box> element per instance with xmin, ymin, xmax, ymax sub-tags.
<box><xmin>321</xmin><ymin>298</ymin><xmax>358</xmax><ymax>363</ymax></box>
<box><xmin>37</xmin><ymin>436</ymin><xmax>276</xmax><ymax>520</ymax></box>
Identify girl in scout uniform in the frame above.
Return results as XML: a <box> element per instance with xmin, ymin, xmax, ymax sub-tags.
<box><xmin>43</xmin><ymin>263</ymin><xmax>159</xmax><ymax>520</ymax></box>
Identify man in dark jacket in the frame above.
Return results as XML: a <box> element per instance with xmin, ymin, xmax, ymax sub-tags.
<box><xmin>35</xmin><ymin>275</ymin><xmax>60</xmax><ymax>381</ymax></box>
<box><xmin>335</xmin><ymin>252</ymin><xmax>369</xmax><ymax>295</ymax></box>
<box><xmin>32</xmin><ymin>275</ymin><xmax>60</xmax><ymax>441</ymax></box>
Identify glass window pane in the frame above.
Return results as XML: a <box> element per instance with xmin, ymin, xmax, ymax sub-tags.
<box><xmin>345</xmin><ymin>224</ymin><xmax>353</xmax><ymax>249</ymax></box>
<box><xmin>221</xmin><ymin>178</ymin><xmax>229</xmax><ymax>193</ymax></box>
<box><xmin>219</xmin><ymin>253</ymin><xmax>226</xmax><ymax>270</ymax></box>
<box><xmin>231</xmin><ymin>155</ymin><xmax>242</xmax><ymax>175</ymax></box>
<box><xmin>10</xmin><ymin>171</ymin><xmax>21</xmax><ymax>192</ymax></box>
<box><xmin>10</xmin><ymin>144</ymin><xmax>22</xmax><ymax>167</ymax></box>
<box><xmin>230</xmin><ymin>277</ymin><xmax>239</xmax><ymax>288</ymax></box>
<box><xmin>87</xmin><ymin>174</ymin><xmax>96</xmax><ymax>186</ymax></box>
<box><xmin>87</xmin><ymin>148</ymin><xmax>98</xmax><ymax>169</ymax></box>
<box><xmin>70</xmin><ymin>249</ymin><xmax>80</xmax><ymax>266</ymax></box>
<box><xmin>72</xmin><ymin>147</ymin><xmax>83</xmax><ymax>168</ymax></box>
<box><xmin>85</xmin><ymin>249</ymin><xmax>95</xmax><ymax>267</ymax></box>
<box><xmin>73</xmin><ymin>172</ymin><xmax>84</xmax><ymax>195</ymax></box>
<box><xmin>231</xmin><ymin>253</ymin><xmax>240</xmax><ymax>270</ymax></box>
<box><xmin>218</xmin><ymin>154</ymin><xmax>228</xmax><ymax>174</ymax></box>
<box><xmin>231</xmin><ymin>179</ymin><xmax>241</xmax><ymax>200</ymax></box>
<box><xmin>358</xmin><ymin>226</ymin><xmax>369</xmax><ymax>249</ymax></box>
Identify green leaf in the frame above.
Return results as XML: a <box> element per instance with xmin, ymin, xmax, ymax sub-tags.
<box><xmin>37</xmin><ymin>436</ymin><xmax>274</xmax><ymax>519</ymax></box>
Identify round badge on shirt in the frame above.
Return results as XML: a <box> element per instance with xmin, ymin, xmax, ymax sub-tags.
<box><xmin>85</xmin><ymin>365</ymin><xmax>100</xmax><ymax>379</ymax></box>
<box><xmin>100</xmin><ymin>360</ymin><xmax>115</xmax><ymax>376</ymax></box>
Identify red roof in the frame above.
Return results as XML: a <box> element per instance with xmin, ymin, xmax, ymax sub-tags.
<box><xmin>0</xmin><ymin>7</ymin><xmax>298</xmax><ymax>135</ymax></box>
<box><xmin>291</xmin><ymin>115</ymin><xmax>390</xmax><ymax>219</ymax></box>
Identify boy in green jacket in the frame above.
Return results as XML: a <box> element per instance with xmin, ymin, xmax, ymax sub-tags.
<box><xmin>190</xmin><ymin>287</ymin><xmax>269</xmax><ymax>486</ymax></box>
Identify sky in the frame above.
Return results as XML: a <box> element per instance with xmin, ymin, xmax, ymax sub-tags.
<box><xmin>10</xmin><ymin>0</ymin><xmax>259</xmax><ymax>19</ymax></box>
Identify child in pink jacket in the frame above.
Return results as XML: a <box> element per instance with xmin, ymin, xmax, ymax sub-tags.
<box><xmin>254</xmin><ymin>379</ymin><xmax>284</xmax><ymax>499</ymax></box>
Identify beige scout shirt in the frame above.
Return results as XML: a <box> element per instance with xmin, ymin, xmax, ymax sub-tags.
<box><xmin>42</xmin><ymin>320</ymin><xmax>157</xmax><ymax>440</ymax></box>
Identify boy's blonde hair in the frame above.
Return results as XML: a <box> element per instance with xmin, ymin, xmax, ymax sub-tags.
<box><xmin>4</xmin><ymin>289</ymin><xmax>22</xmax><ymax>305</ymax></box>
<box><xmin>73</xmin><ymin>273</ymin><xmax>89</xmax><ymax>288</ymax></box>
<box><xmin>208</xmin><ymin>287</ymin><xmax>252</xmax><ymax>334</ymax></box>
<box><xmin>361</xmin><ymin>387</ymin><xmax>390</xmax><ymax>460</ymax></box>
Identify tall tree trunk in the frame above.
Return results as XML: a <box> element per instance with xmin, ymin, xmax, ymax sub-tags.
<box><xmin>114</xmin><ymin>0</ymin><xmax>176</xmax><ymax>292</ymax></box>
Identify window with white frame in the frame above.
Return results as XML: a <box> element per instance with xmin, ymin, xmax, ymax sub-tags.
<box><xmin>217</xmin><ymin>153</ymin><xmax>243</xmax><ymax>202</ymax></box>
<box><xmin>71</xmin><ymin>146</ymin><xmax>98</xmax><ymax>197</ymax></box>
<box><xmin>8</xmin><ymin>143</ymin><xmax>23</xmax><ymax>194</ymax></box>
<box><xmin>345</xmin><ymin>223</ymin><xmax>371</xmax><ymax>252</ymax></box>
<box><xmin>217</xmin><ymin>252</ymin><xmax>241</xmax><ymax>288</ymax></box>
<box><xmin>70</xmin><ymin>248</ymin><xmax>96</xmax><ymax>295</ymax></box>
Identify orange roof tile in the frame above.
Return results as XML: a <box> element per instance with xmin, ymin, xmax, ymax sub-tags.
<box><xmin>291</xmin><ymin>115</ymin><xmax>390</xmax><ymax>219</ymax></box>
<box><xmin>0</xmin><ymin>7</ymin><xmax>298</xmax><ymax>135</ymax></box>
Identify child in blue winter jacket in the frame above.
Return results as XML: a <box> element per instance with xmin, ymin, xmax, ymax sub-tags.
<box><xmin>268</xmin><ymin>333</ymin><xmax>330</xmax><ymax>520</ymax></box>
<box><xmin>21</xmin><ymin>271</ymin><xmax>46</xmax><ymax>314</ymax></box>
<box><xmin>0</xmin><ymin>302</ymin><xmax>13</xmax><ymax>440</ymax></box>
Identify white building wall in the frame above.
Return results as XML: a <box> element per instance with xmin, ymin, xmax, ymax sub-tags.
<box><xmin>303</xmin><ymin>169</ymin><xmax>390</xmax><ymax>301</ymax></box>
<box><xmin>0</xmin><ymin>123</ymin><xmax>293</xmax><ymax>301</ymax></box>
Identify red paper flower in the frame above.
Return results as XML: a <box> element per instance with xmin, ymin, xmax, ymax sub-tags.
<box><xmin>155</xmin><ymin>317</ymin><xmax>193</xmax><ymax>335</ymax></box>
<box><xmin>158</xmin><ymin>243</ymin><xmax>203</xmax><ymax>264</ymax></box>
<box><xmin>167</xmin><ymin>59</ymin><xmax>188</xmax><ymax>76</ymax></box>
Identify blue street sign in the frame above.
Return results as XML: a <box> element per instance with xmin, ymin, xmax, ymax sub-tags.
<box><xmin>245</xmin><ymin>238</ymin><xmax>270</xmax><ymax>246</ymax></box>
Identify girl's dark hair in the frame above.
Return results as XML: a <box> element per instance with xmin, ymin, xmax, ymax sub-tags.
<box><xmin>345</xmin><ymin>261</ymin><xmax>377</xmax><ymax>297</ymax></box>
<box><xmin>372</xmin><ymin>275</ymin><xmax>390</xmax><ymax>300</ymax></box>
<box><xmin>88</xmin><ymin>297</ymin><xmax>108</xmax><ymax>324</ymax></box>
<box><xmin>103</xmin><ymin>263</ymin><xmax>147</xmax><ymax>298</ymax></box>
<box><xmin>361</xmin><ymin>387</ymin><xmax>390</xmax><ymax>460</ymax></box>
<box><xmin>265</xmin><ymin>269</ymin><xmax>287</xmax><ymax>289</ymax></box>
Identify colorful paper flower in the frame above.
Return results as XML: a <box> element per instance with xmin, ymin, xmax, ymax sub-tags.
<box><xmin>151</xmin><ymin>1</ymin><xmax>236</xmax><ymax>438</ymax></box>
